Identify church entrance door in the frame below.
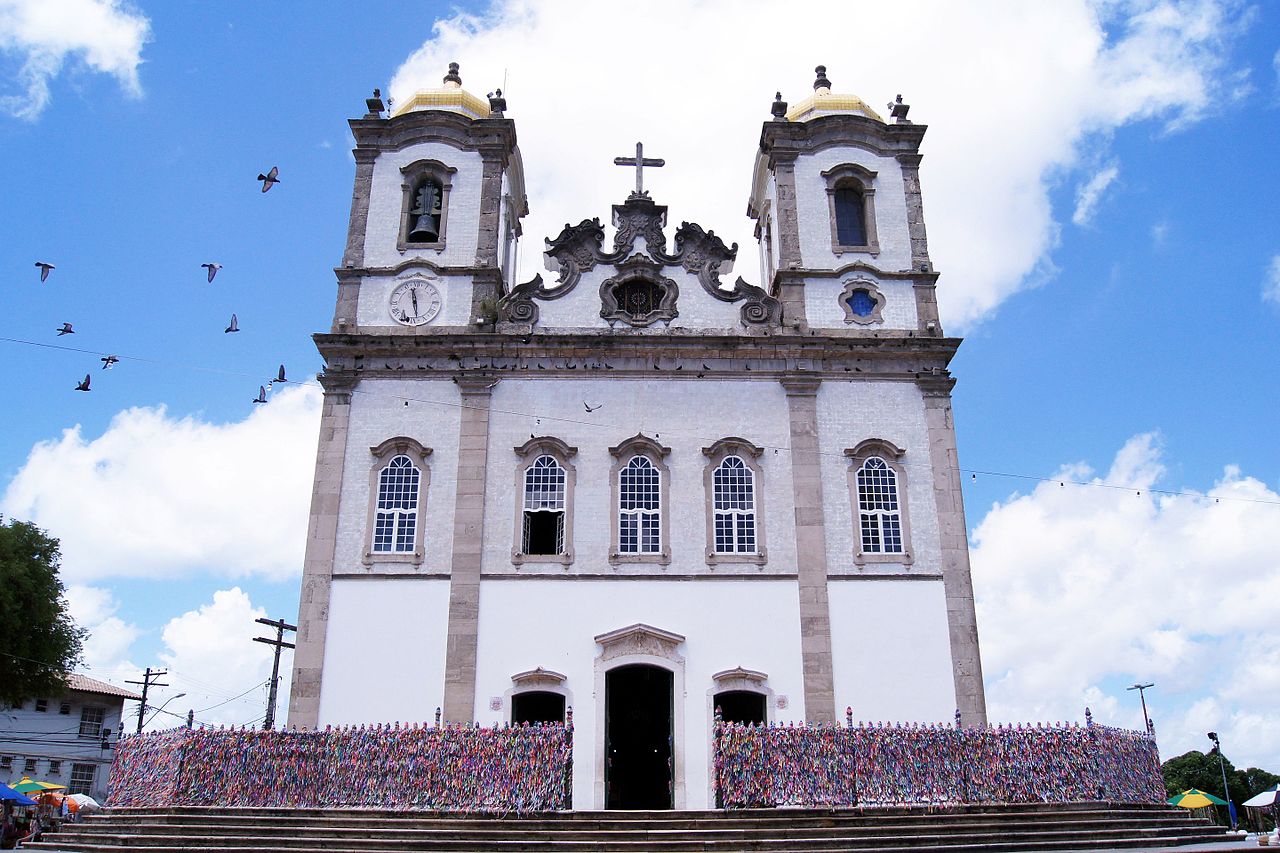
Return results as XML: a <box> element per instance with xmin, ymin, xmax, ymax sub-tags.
<box><xmin>605</xmin><ymin>664</ymin><xmax>673</xmax><ymax>809</ymax></box>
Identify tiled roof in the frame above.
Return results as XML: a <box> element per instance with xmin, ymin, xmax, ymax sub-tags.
<box><xmin>65</xmin><ymin>673</ymin><xmax>142</xmax><ymax>701</ymax></box>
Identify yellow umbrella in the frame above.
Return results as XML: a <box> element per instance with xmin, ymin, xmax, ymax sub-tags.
<box><xmin>10</xmin><ymin>776</ymin><xmax>66</xmax><ymax>794</ymax></box>
<box><xmin>1168</xmin><ymin>788</ymin><xmax>1228</xmax><ymax>808</ymax></box>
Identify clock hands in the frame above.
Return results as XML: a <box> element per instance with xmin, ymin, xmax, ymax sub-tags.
<box><xmin>411</xmin><ymin>287</ymin><xmax>419</xmax><ymax>315</ymax></box>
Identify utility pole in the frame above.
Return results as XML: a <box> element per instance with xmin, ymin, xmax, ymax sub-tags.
<box><xmin>1207</xmin><ymin>731</ymin><xmax>1237</xmax><ymax>830</ymax></box>
<box><xmin>1127</xmin><ymin>682</ymin><xmax>1154</xmax><ymax>734</ymax></box>
<box><xmin>253</xmin><ymin>617</ymin><xmax>296</xmax><ymax>730</ymax></box>
<box><xmin>124</xmin><ymin>667</ymin><xmax>169</xmax><ymax>734</ymax></box>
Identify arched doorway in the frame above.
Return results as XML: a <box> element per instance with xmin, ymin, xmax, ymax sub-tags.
<box><xmin>511</xmin><ymin>690</ymin><xmax>566</xmax><ymax>725</ymax></box>
<box><xmin>714</xmin><ymin>689</ymin><xmax>766</xmax><ymax>725</ymax></box>
<box><xmin>606</xmin><ymin>664</ymin><xmax>673</xmax><ymax>809</ymax></box>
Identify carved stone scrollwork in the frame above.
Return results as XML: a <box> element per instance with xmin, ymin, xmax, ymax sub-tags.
<box><xmin>498</xmin><ymin>273</ymin><xmax>545</xmax><ymax>324</ymax></box>
<box><xmin>664</xmin><ymin>222</ymin><xmax>739</xmax><ymax>295</ymax></box>
<box><xmin>611</xmin><ymin>196</ymin><xmax>669</xmax><ymax>254</ymax></box>
<box><xmin>599</xmin><ymin>255</ymin><xmax>679</xmax><ymax>327</ymax></box>
<box><xmin>543</xmin><ymin>218</ymin><xmax>606</xmax><ymax>290</ymax></box>
<box><xmin>733</xmin><ymin>277</ymin><xmax>783</xmax><ymax>326</ymax></box>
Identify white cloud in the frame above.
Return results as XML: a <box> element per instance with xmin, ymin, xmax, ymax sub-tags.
<box><xmin>971</xmin><ymin>432</ymin><xmax>1280</xmax><ymax>768</ymax></box>
<box><xmin>1072</xmin><ymin>164</ymin><xmax>1120</xmax><ymax>225</ymax></box>
<box><xmin>389</xmin><ymin>0</ymin><xmax>1247</xmax><ymax>329</ymax></box>
<box><xmin>1264</xmin><ymin>254</ymin><xmax>1280</xmax><ymax>305</ymax></box>
<box><xmin>0</xmin><ymin>0</ymin><xmax>150</xmax><ymax>119</ymax></box>
<box><xmin>65</xmin><ymin>584</ymin><xmax>139</xmax><ymax>675</ymax></box>
<box><xmin>1</xmin><ymin>384</ymin><xmax>321</xmax><ymax>583</ymax></box>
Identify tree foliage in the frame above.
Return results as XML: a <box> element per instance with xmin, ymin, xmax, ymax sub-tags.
<box><xmin>0</xmin><ymin>516</ymin><xmax>85</xmax><ymax>705</ymax></box>
<box><xmin>1163</xmin><ymin>749</ymin><xmax>1280</xmax><ymax>806</ymax></box>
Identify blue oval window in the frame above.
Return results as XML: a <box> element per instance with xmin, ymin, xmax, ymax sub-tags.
<box><xmin>847</xmin><ymin>288</ymin><xmax>876</xmax><ymax>318</ymax></box>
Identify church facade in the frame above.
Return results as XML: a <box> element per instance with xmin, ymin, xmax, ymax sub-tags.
<box><xmin>288</xmin><ymin>64</ymin><xmax>986</xmax><ymax>810</ymax></box>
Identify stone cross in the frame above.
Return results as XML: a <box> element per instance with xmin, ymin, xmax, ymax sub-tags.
<box><xmin>613</xmin><ymin>141</ymin><xmax>664</xmax><ymax>196</ymax></box>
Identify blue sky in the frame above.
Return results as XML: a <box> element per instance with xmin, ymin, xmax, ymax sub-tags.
<box><xmin>2</xmin><ymin>1</ymin><xmax>1278</xmax><ymax>766</ymax></box>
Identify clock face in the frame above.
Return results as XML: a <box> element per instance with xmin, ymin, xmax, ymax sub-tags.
<box><xmin>389</xmin><ymin>279</ymin><xmax>442</xmax><ymax>326</ymax></box>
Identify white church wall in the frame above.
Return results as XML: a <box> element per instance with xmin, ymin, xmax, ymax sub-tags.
<box><xmin>793</xmin><ymin>147</ymin><xmax>911</xmax><ymax>273</ymax></box>
<box><xmin>332</xmin><ymin>378</ymin><xmax>461</xmax><ymax>575</ymax></box>
<box><xmin>472</xmin><ymin>578</ymin><xmax>806</xmax><ymax>809</ymax></box>
<box><xmin>802</xmin><ymin>271</ymin><xmax>919</xmax><ymax>331</ymax></box>
<box><xmin>814</xmin><ymin>380</ymin><xmax>940</xmax><ymax>575</ymax></box>
<box><xmin>481</xmin><ymin>377</ymin><xmax>799</xmax><ymax>576</ymax></box>
<box><xmin>363</xmin><ymin>143</ymin><xmax>484</xmax><ymax>269</ymax></box>
<box><xmin>355</xmin><ymin>268</ymin><xmax>475</xmax><ymax>329</ymax></box>
<box><xmin>827</xmin><ymin>579</ymin><xmax>956</xmax><ymax>722</ymax></box>
<box><xmin>319</xmin><ymin>577</ymin><xmax>452</xmax><ymax>724</ymax></box>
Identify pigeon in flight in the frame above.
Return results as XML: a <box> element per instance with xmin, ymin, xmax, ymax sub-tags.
<box><xmin>75</xmin><ymin>374</ymin><xmax>91</xmax><ymax>392</ymax></box>
<box><xmin>225</xmin><ymin>314</ymin><xmax>239</xmax><ymax>333</ymax></box>
<box><xmin>252</xmin><ymin>386</ymin><xmax>268</xmax><ymax>404</ymax></box>
<box><xmin>35</xmin><ymin>262</ymin><xmax>54</xmax><ymax>282</ymax></box>
<box><xmin>257</xmin><ymin>166</ymin><xmax>280</xmax><ymax>192</ymax></box>
<box><xmin>100</xmin><ymin>355</ymin><xmax>119</xmax><ymax>370</ymax></box>
<box><xmin>55</xmin><ymin>322</ymin><xmax>74</xmax><ymax>336</ymax></box>
<box><xmin>276</xmin><ymin>364</ymin><xmax>286</xmax><ymax>383</ymax></box>
<box><xmin>201</xmin><ymin>263</ymin><xmax>222</xmax><ymax>282</ymax></box>
<box><xmin>584</xmin><ymin>402</ymin><xmax>602</xmax><ymax>413</ymax></box>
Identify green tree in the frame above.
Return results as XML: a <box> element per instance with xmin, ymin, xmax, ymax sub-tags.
<box><xmin>1163</xmin><ymin>749</ymin><xmax>1232</xmax><ymax>799</ymax></box>
<box><xmin>0</xmin><ymin>516</ymin><xmax>85</xmax><ymax>705</ymax></box>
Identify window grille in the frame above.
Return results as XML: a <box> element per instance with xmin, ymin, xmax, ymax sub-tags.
<box><xmin>618</xmin><ymin>456</ymin><xmax>661</xmax><ymax>553</ymax></box>
<box><xmin>857</xmin><ymin>456</ymin><xmax>903</xmax><ymax>553</ymax></box>
<box><xmin>78</xmin><ymin>706</ymin><xmax>104</xmax><ymax>738</ymax></box>
<box><xmin>59</xmin><ymin>702</ymin><xmax>71</xmax><ymax>715</ymax></box>
<box><xmin>0</xmin><ymin>756</ymin><xmax>10</xmax><ymax>771</ymax></box>
<box><xmin>713</xmin><ymin>456</ymin><xmax>756</xmax><ymax>553</ymax></box>
<box><xmin>523</xmin><ymin>455</ymin><xmax>566</xmax><ymax>555</ymax></box>
<box><xmin>615</xmin><ymin>279</ymin><xmax>663</xmax><ymax>318</ymax></box>
<box><xmin>68</xmin><ymin>763</ymin><xmax>96</xmax><ymax>795</ymax></box>
<box><xmin>834</xmin><ymin>187</ymin><xmax>867</xmax><ymax>246</ymax></box>
<box><xmin>48</xmin><ymin>760</ymin><xmax>61</xmax><ymax>775</ymax></box>
<box><xmin>23</xmin><ymin>758</ymin><xmax>36</xmax><ymax>773</ymax></box>
<box><xmin>372</xmin><ymin>455</ymin><xmax>420</xmax><ymax>553</ymax></box>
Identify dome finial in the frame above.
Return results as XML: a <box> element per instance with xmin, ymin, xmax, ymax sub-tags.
<box><xmin>443</xmin><ymin>62</ymin><xmax>462</xmax><ymax>87</ymax></box>
<box><xmin>813</xmin><ymin>65</ymin><xmax>831</xmax><ymax>92</ymax></box>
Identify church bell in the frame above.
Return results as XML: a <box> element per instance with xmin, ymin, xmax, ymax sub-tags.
<box><xmin>409</xmin><ymin>182</ymin><xmax>443</xmax><ymax>242</ymax></box>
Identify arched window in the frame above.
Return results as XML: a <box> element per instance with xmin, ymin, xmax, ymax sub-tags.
<box><xmin>714</xmin><ymin>457</ymin><xmax>755</xmax><ymax>552</ymax></box>
<box><xmin>845</xmin><ymin>440</ymin><xmax>912</xmax><ymax>565</ymax></box>
<box><xmin>512</xmin><ymin>437</ymin><xmax>577</xmax><ymax>565</ymax></box>
<box><xmin>834</xmin><ymin>187</ymin><xmax>867</xmax><ymax>247</ymax></box>
<box><xmin>619</xmin><ymin>457</ymin><xmax>660</xmax><ymax>553</ymax></box>
<box><xmin>364</xmin><ymin>437</ymin><xmax>432</xmax><ymax>564</ymax></box>
<box><xmin>398</xmin><ymin>160</ymin><xmax>456</xmax><ymax>251</ymax></box>
<box><xmin>822</xmin><ymin>164</ymin><xmax>879</xmax><ymax>254</ymax></box>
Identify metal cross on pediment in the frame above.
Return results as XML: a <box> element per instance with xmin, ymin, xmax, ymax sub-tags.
<box><xmin>613</xmin><ymin>141</ymin><xmax>664</xmax><ymax>197</ymax></box>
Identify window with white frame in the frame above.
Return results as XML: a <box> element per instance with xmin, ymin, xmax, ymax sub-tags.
<box><xmin>512</xmin><ymin>437</ymin><xmax>577</xmax><ymax>564</ymax></box>
<box><xmin>68</xmin><ymin>763</ymin><xmax>96</xmax><ymax>795</ymax></box>
<box><xmin>23</xmin><ymin>758</ymin><xmax>36</xmax><ymax>773</ymax></box>
<box><xmin>857</xmin><ymin>457</ymin><xmax>903</xmax><ymax>553</ymax></box>
<box><xmin>372</xmin><ymin>455</ymin><xmax>420</xmax><ymax>553</ymax></box>
<box><xmin>78</xmin><ymin>705</ymin><xmax>104</xmax><ymax>738</ymax></box>
<box><xmin>47</xmin><ymin>760</ymin><xmax>61</xmax><ymax>775</ymax></box>
<box><xmin>845</xmin><ymin>440</ymin><xmax>913</xmax><ymax>565</ymax></box>
<box><xmin>523</xmin><ymin>455</ymin><xmax>566</xmax><ymax>555</ymax></box>
<box><xmin>364</xmin><ymin>437</ymin><xmax>432</xmax><ymax>564</ymax></box>
<box><xmin>713</xmin><ymin>456</ymin><xmax>756</xmax><ymax>553</ymax></box>
<box><xmin>619</xmin><ymin>456</ymin><xmax>661</xmax><ymax>554</ymax></box>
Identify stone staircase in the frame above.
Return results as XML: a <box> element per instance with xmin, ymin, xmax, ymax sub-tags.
<box><xmin>31</xmin><ymin>802</ymin><xmax>1238</xmax><ymax>852</ymax></box>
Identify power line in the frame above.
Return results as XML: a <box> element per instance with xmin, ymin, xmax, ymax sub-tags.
<box><xmin>2</xmin><ymin>335</ymin><xmax>1277</xmax><ymax>508</ymax></box>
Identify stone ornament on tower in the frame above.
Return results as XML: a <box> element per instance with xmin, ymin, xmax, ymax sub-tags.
<box><xmin>813</xmin><ymin>64</ymin><xmax>831</xmax><ymax>91</ymax></box>
<box><xmin>771</xmin><ymin>92</ymin><xmax>787</xmax><ymax>121</ymax></box>
<box><xmin>443</xmin><ymin>62</ymin><xmax>462</xmax><ymax>86</ymax></box>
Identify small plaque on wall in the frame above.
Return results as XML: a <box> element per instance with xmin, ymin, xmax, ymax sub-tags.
<box><xmin>488</xmin><ymin>697</ymin><xmax>503</xmax><ymax>712</ymax></box>
<box><xmin>776</xmin><ymin>695</ymin><xmax>789</xmax><ymax>710</ymax></box>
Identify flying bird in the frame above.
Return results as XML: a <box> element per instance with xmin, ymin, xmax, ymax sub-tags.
<box><xmin>55</xmin><ymin>322</ymin><xmax>74</xmax><ymax>336</ymax></box>
<box><xmin>584</xmin><ymin>402</ymin><xmax>602</xmax><ymax>413</ymax></box>
<box><xmin>35</xmin><ymin>262</ymin><xmax>54</xmax><ymax>282</ymax></box>
<box><xmin>252</xmin><ymin>385</ymin><xmax>268</xmax><ymax>404</ymax></box>
<box><xmin>224</xmin><ymin>314</ymin><xmax>239</xmax><ymax>333</ymax></box>
<box><xmin>101</xmin><ymin>355</ymin><xmax>119</xmax><ymax>370</ymax></box>
<box><xmin>276</xmin><ymin>364</ymin><xmax>286</xmax><ymax>383</ymax></box>
<box><xmin>257</xmin><ymin>166</ymin><xmax>280</xmax><ymax>192</ymax></box>
<box><xmin>201</xmin><ymin>263</ymin><xmax>222</xmax><ymax>282</ymax></box>
<box><xmin>74</xmin><ymin>374</ymin><xmax>90</xmax><ymax>392</ymax></box>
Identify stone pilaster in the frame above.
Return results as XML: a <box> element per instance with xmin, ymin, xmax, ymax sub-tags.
<box><xmin>441</xmin><ymin>378</ymin><xmax>496</xmax><ymax>723</ymax></box>
<box><xmin>771</xmin><ymin>158</ymin><xmax>807</xmax><ymax>329</ymax></box>
<box><xmin>896</xmin><ymin>153</ymin><xmax>931</xmax><ymax>270</ymax></box>
<box><xmin>341</xmin><ymin>150</ymin><xmax>377</xmax><ymax>269</ymax></box>
<box><xmin>781</xmin><ymin>376</ymin><xmax>835</xmax><ymax>723</ymax></box>
<box><xmin>471</xmin><ymin>153</ymin><xmax>506</xmax><ymax>319</ymax></box>
<box><xmin>287</xmin><ymin>375</ymin><xmax>356</xmax><ymax>729</ymax></box>
<box><xmin>918</xmin><ymin>375</ymin><xmax>988</xmax><ymax>725</ymax></box>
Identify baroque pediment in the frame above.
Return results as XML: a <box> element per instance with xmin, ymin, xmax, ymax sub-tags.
<box><xmin>594</xmin><ymin>623</ymin><xmax>686</xmax><ymax>662</ymax></box>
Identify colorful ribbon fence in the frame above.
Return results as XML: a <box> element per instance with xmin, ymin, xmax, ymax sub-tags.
<box><xmin>109</xmin><ymin>722</ymin><xmax>573</xmax><ymax>813</ymax></box>
<box><xmin>714</xmin><ymin>718</ymin><xmax>1164</xmax><ymax>808</ymax></box>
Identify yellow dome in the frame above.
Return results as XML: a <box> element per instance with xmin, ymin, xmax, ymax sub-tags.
<box><xmin>391</xmin><ymin>62</ymin><xmax>491</xmax><ymax>120</ymax></box>
<box><xmin>784</xmin><ymin>65</ymin><xmax>883</xmax><ymax>123</ymax></box>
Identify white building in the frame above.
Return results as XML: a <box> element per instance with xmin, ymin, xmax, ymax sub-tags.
<box><xmin>288</xmin><ymin>65</ymin><xmax>986</xmax><ymax>810</ymax></box>
<box><xmin>1</xmin><ymin>674</ymin><xmax>140</xmax><ymax>802</ymax></box>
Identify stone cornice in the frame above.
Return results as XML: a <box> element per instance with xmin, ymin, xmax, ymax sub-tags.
<box><xmin>759</xmin><ymin>114</ymin><xmax>927</xmax><ymax>165</ymax></box>
<box><xmin>349</xmin><ymin>110</ymin><xmax>517</xmax><ymax>159</ymax></box>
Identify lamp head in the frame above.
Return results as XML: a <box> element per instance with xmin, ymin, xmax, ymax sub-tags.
<box><xmin>1207</xmin><ymin>731</ymin><xmax>1219</xmax><ymax>743</ymax></box>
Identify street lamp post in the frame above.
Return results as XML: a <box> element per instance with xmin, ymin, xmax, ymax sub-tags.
<box><xmin>1207</xmin><ymin>731</ymin><xmax>1236</xmax><ymax>831</ymax></box>
<box><xmin>142</xmin><ymin>693</ymin><xmax>187</xmax><ymax>730</ymax></box>
<box><xmin>1127</xmin><ymin>682</ymin><xmax>1154</xmax><ymax>734</ymax></box>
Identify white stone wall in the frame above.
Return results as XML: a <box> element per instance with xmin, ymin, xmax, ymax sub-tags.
<box><xmin>319</xmin><ymin>577</ymin><xmax>452</xmax><ymax>724</ymax></box>
<box><xmin>803</xmin><ymin>271</ymin><xmax>919</xmax><ymax>331</ymax></box>
<box><xmin>828</xmin><ymin>579</ymin><xmax>956</xmax><ymax>722</ymax></box>
<box><xmin>816</xmin><ymin>379</ymin><xmax>940</xmax><ymax>574</ymax></box>
<box><xmin>481</xmin><ymin>377</ymin><xmax>798</xmax><ymax>575</ymax></box>
<box><xmin>332</xmin><ymin>378</ymin><xmax>462</xmax><ymax>574</ymax></box>
<box><xmin>472</xmin><ymin>578</ymin><xmax>806</xmax><ymax>809</ymax></box>
<box><xmin>362</xmin><ymin>143</ymin><xmax>484</xmax><ymax>269</ymax></box>
<box><xmin>355</xmin><ymin>267</ymin><xmax>476</xmax><ymax>329</ymax></box>
<box><xmin>793</xmin><ymin>146</ymin><xmax>912</xmax><ymax>273</ymax></box>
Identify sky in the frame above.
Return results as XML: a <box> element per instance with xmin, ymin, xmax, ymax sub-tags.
<box><xmin>1</xmin><ymin>0</ymin><xmax>1278</xmax><ymax>770</ymax></box>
